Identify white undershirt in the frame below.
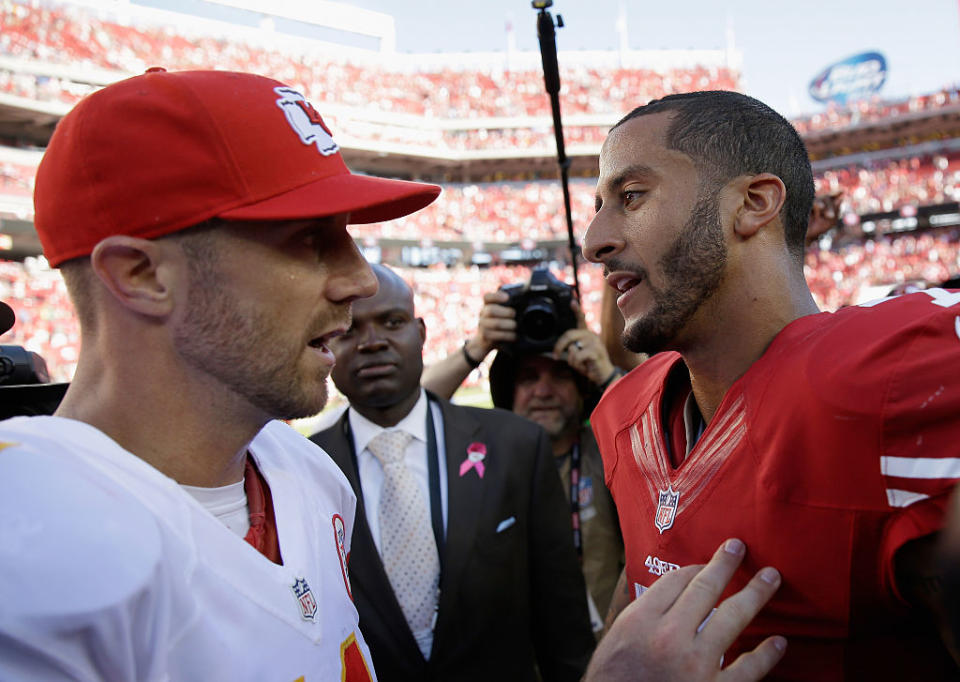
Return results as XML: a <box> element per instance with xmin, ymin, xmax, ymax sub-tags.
<box><xmin>348</xmin><ymin>389</ymin><xmax>449</xmax><ymax>553</ymax></box>
<box><xmin>181</xmin><ymin>479</ymin><xmax>250</xmax><ymax>538</ymax></box>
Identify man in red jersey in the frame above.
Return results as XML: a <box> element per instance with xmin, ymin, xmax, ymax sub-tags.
<box><xmin>584</xmin><ymin>90</ymin><xmax>960</xmax><ymax>680</ymax></box>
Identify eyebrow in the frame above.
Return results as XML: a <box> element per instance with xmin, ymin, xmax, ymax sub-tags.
<box><xmin>595</xmin><ymin>163</ymin><xmax>658</xmax><ymax>208</ymax></box>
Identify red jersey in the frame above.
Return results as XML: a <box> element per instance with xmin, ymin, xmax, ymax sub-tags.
<box><xmin>591</xmin><ymin>290</ymin><xmax>960</xmax><ymax>680</ymax></box>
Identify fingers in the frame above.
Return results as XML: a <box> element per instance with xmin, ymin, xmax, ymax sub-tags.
<box><xmin>479</xmin><ymin>293</ymin><xmax>516</xmax><ymax>347</ymax></box>
<box><xmin>626</xmin><ymin>564</ymin><xmax>705</xmax><ymax>615</ymax></box>
<box><xmin>483</xmin><ymin>290</ymin><xmax>510</xmax><ymax>305</ymax></box>
<box><xmin>570</xmin><ymin>299</ymin><xmax>588</xmax><ymax>328</ymax></box>
<box><xmin>696</xmin><ymin>564</ymin><xmax>781</xmax><ymax>655</ymax></box>
<box><xmin>719</xmin><ymin>636</ymin><xmax>787</xmax><ymax>682</ymax></box>
<box><xmin>554</xmin><ymin>329</ymin><xmax>583</xmax><ymax>357</ymax></box>
<box><xmin>670</xmin><ymin>539</ymin><xmax>749</xmax><ymax>628</ymax></box>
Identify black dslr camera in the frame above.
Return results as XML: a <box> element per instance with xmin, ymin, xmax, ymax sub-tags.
<box><xmin>500</xmin><ymin>267</ymin><xmax>576</xmax><ymax>353</ymax></box>
<box><xmin>0</xmin><ymin>301</ymin><xmax>68</xmax><ymax>418</ymax></box>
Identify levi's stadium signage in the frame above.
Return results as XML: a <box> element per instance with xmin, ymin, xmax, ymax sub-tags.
<box><xmin>809</xmin><ymin>52</ymin><xmax>887</xmax><ymax>105</ymax></box>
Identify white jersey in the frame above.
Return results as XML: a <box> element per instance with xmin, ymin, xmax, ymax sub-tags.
<box><xmin>0</xmin><ymin>416</ymin><xmax>377</xmax><ymax>682</ymax></box>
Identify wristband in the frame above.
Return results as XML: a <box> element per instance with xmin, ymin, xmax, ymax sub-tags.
<box><xmin>598</xmin><ymin>366</ymin><xmax>624</xmax><ymax>390</ymax></box>
<box><xmin>462</xmin><ymin>342</ymin><xmax>483</xmax><ymax>369</ymax></box>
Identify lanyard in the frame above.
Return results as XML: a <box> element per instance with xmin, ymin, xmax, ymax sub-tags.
<box><xmin>568</xmin><ymin>442</ymin><xmax>583</xmax><ymax>562</ymax></box>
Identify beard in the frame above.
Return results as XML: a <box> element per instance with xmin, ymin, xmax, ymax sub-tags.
<box><xmin>519</xmin><ymin>403</ymin><xmax>579</xmax><ymax>439</ymax></box>
<box><xmin>173</xmin><ymin>258</ymin><xmax>332</xmax><ymax>422</ymax></box>
<box><xmin>620</xmin><ymin>190</ymin><xmax>727</xmax><ymax>355</ymax></box>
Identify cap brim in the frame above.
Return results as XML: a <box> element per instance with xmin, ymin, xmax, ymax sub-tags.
<box><xmin>219</xmin><ymin>173</ymin><xmax>440</xmax><ymax>224</ymax></box>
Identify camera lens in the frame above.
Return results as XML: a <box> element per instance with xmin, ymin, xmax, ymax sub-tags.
<box><xmin>519</xmin><ymin>296</ymin><xmax>558</xmax><ymax>343</ymax></box>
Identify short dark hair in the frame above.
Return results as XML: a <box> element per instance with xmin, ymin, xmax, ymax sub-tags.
<box><xmin>615</xmin><ymin>91</ymin><xmax>815</xmax><ymax>261</ymax></box>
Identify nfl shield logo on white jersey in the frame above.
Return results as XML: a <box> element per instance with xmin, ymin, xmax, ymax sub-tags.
<box><xmin>655</xmin><ymin>486</ymin><xmax>680</xmax><ymax>534</ymax></box>
<box><xmin>291</xmin><ymin>577</ymin><xmax>318</xmax><ymax>622</ymax></box>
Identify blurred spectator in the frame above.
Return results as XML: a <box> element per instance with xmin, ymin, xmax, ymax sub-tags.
<box><xmin>421</xmin><ymin>285</ymin><xmax>626</xmax><ymax>633</ymax></box>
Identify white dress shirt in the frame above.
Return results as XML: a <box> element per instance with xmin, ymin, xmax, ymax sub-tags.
<box><xmin>348</xmin><ymin>389</ymin><xmax>449</xmax><ymax>553</ymax></box>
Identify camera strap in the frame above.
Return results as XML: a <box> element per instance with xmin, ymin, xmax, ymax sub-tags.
<box><xmin>568</xmin><ymin>441</ymin><xmax>583</xmax><ymax>562</ymax></box>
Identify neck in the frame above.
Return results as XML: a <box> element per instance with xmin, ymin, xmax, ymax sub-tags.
<box><xmin>57</xmin><ymin>340</ymin><xmax>265</xmax><ymax>487</ymax></box>
<box><xmin>352</xmin><ymin>388</ymin><xmax>421</xmax><ymax>428</ymax></box>
<box><xmin>551</xmin><ymin>425</ymin><xmax>580</xmax><ymax>457</ymax></box>
<box><xmin>680</xmin><ymin>268</ymin><xmax>819</xmax><ymax>424</ymax></box>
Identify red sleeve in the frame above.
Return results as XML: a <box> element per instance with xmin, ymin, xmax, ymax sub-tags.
<box><xmin>871</xmin><ymin>290</ymin><xmax>960</xmax><ymax>598</ymax></box>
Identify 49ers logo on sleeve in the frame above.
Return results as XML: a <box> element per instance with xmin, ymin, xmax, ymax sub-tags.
<box><xmin>274</xmin><ymin>87</ymin><xmax>340</xmax><ymax>156</ymax></box>
<box><xmin>655</xmin><ymin>486</ymin><xmax>680</xmax><ymax>534</ymax></box>
<box><xmin>332</xmin><ymin>514</ymin><xmax>352</xmax><ymax>601</ymax></box>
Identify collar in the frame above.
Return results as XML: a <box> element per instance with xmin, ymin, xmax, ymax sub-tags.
<box><xmin>682</xmin><ymin>390</ymin><xmax>706</xmax><ymax>456</ymax></box>
<box><xmin>347</xmin><ymin>388</ymin><xmax>429</xmax><ymax>454</ymax></box>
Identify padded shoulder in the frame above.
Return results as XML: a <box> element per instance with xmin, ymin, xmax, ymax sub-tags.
<box><xmin>0</xmin><ymin>441</ymin><xmax>165</xmax><ymax>618</ymax></box>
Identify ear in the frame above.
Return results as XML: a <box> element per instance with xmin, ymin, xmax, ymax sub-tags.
<box><xmin>732</xmin><ymin>173</ymin><xmax>787</xmax><ymax>239</ymax></box>
<box><xmin>416</xmin><ymin>316</ymin><xmax>427</xmax><ymax>346</ymax></box>
<box><xmin>89</xmin><ymin>236</ymin><xmax>177</xmax><ymax>319</ymax></box>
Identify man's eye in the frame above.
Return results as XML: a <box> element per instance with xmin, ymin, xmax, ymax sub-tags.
<box><xmin>385</xmin><ymin>317</ymin><xmax>405</xmax><ymax>329</ymax></box>
<box><xmin>623</xmin><ymin>189</ymin><xmax>644</xmax><ymax>204</ymax></box>
<box><xmin>305</xmin><ymin>232</ymin><xmax>326</xmax><ymax>256</ymax></box>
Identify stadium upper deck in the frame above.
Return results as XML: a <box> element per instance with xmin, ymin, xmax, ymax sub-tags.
<box><xmin>0</xmin><ymin>0</ymin><xmax>959</xmax><ymax>384</ymax></box>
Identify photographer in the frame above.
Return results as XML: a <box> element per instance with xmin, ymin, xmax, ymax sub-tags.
<box><xmin>422</xmin><ymin>270</ymin><xmax>626</xmax><ymax>630</ymax></box>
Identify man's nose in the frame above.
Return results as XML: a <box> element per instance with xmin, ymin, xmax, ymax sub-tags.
<box><xmin>583</xmin><ymin>208</ymin><xmax>624</xmax><ymax>264</ymax></box>
<box><xmin>327</xmin><ymin>232</ymin><xmax>378</xmax><ymax>304</ymax></box>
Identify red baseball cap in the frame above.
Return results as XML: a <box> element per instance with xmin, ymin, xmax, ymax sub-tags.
<box><xmin>33</xmin><ymin>68</ymin><xmax>441</xmax><ymax>266</ymax></box>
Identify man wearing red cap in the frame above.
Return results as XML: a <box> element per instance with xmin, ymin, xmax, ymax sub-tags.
<box><xmin>0</xmin><ymin>70</ymin><xmax>786</xmax><ymax>681</ymax></box>
<box><xmin>0</xmin><ymin>68</ymin><xmax>439</xmax><ymax>681</ymax></box>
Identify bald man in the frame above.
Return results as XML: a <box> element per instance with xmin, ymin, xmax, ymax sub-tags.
<box><xmin>311</xmin><ymin>264</ymin><xmax>596</xmax><ymax>681</ymax></box>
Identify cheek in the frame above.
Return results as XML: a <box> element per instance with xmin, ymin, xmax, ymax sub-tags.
<box><xmin>512</xmin><ymin>386</ymin><xmax>533</xmax><ymax>411</ymax></box>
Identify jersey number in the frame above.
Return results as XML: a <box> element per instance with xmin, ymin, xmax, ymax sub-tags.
<box><xmin>340</xmin><ymin>633</ymin><xmax>374</xmax><ymax>682</ymax></box>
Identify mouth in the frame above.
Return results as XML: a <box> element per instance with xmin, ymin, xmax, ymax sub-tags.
<box><xmin>606</xmin><ymin>271</ymin><xmax>644</xmax><ymax>308</ymax></box>
<box><xmin>307</xmin><ymin>328</ymin><xmax>345</xmax><ymax>363</ymax></box>
<box><xmin>527</xmin><ymin>405</ymin><xmax>562</xmax><ymax>416</ymax></box>
<box><xmin>356</xmin><ymin>360</ymin><xmax>398</xmax><ymax>379</ymax></box>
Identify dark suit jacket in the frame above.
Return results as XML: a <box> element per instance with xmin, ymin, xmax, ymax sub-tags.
<box><xmin>311</xmin><ymin>394</ymin><xmax>594</xmax><ymax>682</ymax></box>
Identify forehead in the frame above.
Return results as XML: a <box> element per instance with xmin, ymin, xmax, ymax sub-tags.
<box><xmin>598</xmin><ymin>111</ymin><xmax>698</xmax><ymax>189</ymax></box>
<box><xmin>517</xmin><ymin>355</ymin><xmax>578</xmax><ymax>381</ymax></box>
<box><xmin>351</xmin><ymin>270</ymin><xmax>413</xmax><ymax>318</ymax></box>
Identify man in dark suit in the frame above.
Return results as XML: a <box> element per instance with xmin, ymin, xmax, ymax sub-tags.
<box><xmin>311</xmin><ymin>263</ymin><xmax>595</xmax><ymax>681</ymax></box>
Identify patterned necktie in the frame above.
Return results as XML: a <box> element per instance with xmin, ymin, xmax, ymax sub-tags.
<box><xmin>367</xmin><ymin>429</ymin><xmax>440</xmax><ymax>658</ymax></box>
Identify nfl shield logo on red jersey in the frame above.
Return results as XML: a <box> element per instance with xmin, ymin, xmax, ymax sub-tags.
<box><xmin>655</xmin><ymin>486</ymin><xmax>680</xmax><ymax>534</ymax></box>
<box><xmin>291</xmin><ymin>577</ymin><xmax>318</xmax><ymax>622</ymax></box>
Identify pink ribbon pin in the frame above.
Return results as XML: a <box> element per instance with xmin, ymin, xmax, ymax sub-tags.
<box><xmin>459</xmin><ymin>442</ymin><xmax>486</xmax><ymax>479</ymax></box>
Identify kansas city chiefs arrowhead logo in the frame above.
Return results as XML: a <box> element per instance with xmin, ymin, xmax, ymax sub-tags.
<box><xmin>274</xmin><ymin>86</ymin><xmax>340</xmax><ymax>156</ymax></box>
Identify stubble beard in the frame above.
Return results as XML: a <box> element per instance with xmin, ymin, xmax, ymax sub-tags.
<box><xmin>174</xmin><ymin>262</ymin><xmax>330</xmax><ymax>422</ymax></box>
<box><xmin>622</xmin><ymin>190</ymin><xmax>728</xmax><ymax>355</ymax></box>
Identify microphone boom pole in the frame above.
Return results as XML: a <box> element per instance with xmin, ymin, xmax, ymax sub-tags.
<box><xmin>533</xmin><ymin>1</ymin><xmax>581</xmax><ymax>302</ymax></box>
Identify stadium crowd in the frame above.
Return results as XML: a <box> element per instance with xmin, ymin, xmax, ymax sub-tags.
<box><xmin>3</xmin><ymin>224</ymin><xmax>958</xmax><ymax>386</ymax></box>
<box><xmin>792</xmin><ymin>86</ymin><xmax>960</xmax><ymax>135</ymax></box>
<box><xmin>816</xmin><ymin>151</ymin><xmax>960</xmax><ymax>214</ymax></box>
<box><xmin>0</xmin><ymin>0</ymin><xmax>738</xmax><ymax>121</ymax></box>
<box><xmin>5</xmin><ymin>152</ymin><xmax>960</xmax><ymax>245</ymax></box>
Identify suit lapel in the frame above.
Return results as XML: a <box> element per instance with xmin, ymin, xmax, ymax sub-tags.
<box><xmin>435</xmin><ymin>399</ymin><xmax>485</xmax><ymax>621</ymax></box>
<box><xmin>325</xmin><ymin>414</ymin><xmax>417</xmax><ymax>651</ymax></box>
